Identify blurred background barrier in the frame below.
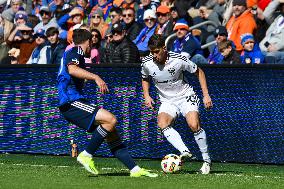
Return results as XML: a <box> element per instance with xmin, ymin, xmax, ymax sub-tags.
<box><xmin>0</xmin><ymin>64</ymin><xmax>283</xmax><ymax>164</ymax></box>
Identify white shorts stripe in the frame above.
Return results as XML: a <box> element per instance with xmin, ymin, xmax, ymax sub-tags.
<box><xmin>71</xmin><ymin>101</ymin><xmax>95</xmax><ymax>113</ymax></box>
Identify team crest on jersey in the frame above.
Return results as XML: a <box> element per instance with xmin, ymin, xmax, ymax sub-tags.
<box><xmin>168</xmin><ymin>67</ymin><xmax>176</xmax><ymax>76</ymax></box>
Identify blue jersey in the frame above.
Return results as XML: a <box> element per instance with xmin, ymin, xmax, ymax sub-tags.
<box><xmin>57</xmin><ymin>46</ymin><xmax>86</xmax><ymax>106</ymax></box>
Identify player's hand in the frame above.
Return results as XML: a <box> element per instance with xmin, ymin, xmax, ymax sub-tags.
<box><xmin>95</xmin><ymin>76</ymin><xmax>109</xmax><ymax>94</ymax></box>
<box><xmin>144</xmin><ymin>96</ymin><xmax>155</xmax><ymax>109</ymax></box>
<box><xmin>203</xmin><ymin>94</ymin><xmax>213</xmax><ymax>110</ymax></box>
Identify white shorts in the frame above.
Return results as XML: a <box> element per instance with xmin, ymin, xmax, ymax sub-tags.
<box><xmin>158</xmin><ymin>94</ymin><xmax>200</xmax><ymax>118</ymax></box>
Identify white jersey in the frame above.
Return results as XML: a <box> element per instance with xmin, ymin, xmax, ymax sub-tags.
<box><xmin>141</xmin><ymin>51</ymin><xmax>198</xmax><ymax>100</ymax></box>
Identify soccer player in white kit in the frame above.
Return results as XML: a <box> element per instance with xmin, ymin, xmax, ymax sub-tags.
<box><xmin>141</xmin><ymin>34</ymin><xmax>213</xmax><ymax>174</ymax></box>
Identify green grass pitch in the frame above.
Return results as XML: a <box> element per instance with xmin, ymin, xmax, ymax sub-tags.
<box><xmin>0</xmin><ymin>154</ymin><xmax>283</xmax><ymax>189</ymax></box>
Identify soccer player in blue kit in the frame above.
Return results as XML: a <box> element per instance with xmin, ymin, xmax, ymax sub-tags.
<box><xmin>57</xmin><ymin>29</ymin><xmax>157</xmax><ymax>177</ymax></box>
<box><xmin>141</xmin><ymin>34</ymin><xmax>213</xmax><ymax>174</ymax></box>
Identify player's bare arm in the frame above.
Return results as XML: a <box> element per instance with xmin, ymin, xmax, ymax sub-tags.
<box><xmin>68</xmin><ymin>64</ymin><xmax>109</xmax><ymax>94</ymax></box>
<box><xmin>195</xmin><ymin>67</ymin><xmax>213</xmax><ymax>110</ymax></box>
<box><xmin>142</xmin><ymin>78</ymin><xmax>155</xmax><ymax>109</ymax></box>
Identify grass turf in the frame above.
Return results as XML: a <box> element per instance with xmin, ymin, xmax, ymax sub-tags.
<box><xmin>0</xmin><ymin>154</ymin><xmax>283</xmax><ymax>189</ymax></box>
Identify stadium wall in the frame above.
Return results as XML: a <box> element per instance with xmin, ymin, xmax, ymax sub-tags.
<box><xmin>0</xmin><ymin>64</ymin><xmax>283</xmax><ymax>164</ymax></box>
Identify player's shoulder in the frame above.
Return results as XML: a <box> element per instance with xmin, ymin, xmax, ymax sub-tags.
<box><xmin>168</xmin><ymin>51</ymin><xmax>189</xmax><ymax>62</ymax></box>
<box><xmin>141</xmin><ymin>54</ymin><xmax>154</xmax><ymax>67</ymax></box>
<box><xmin>71</xmin><ymin>46</ymin><xmax>84</xmax><ymax>55</ymax></box>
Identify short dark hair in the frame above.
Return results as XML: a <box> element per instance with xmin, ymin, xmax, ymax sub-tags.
<box><xmin>72</xmin><ymin>29</ymin><xmax>92</xmax><ymax>45</ymax></box>
<box><xmin>110</xmin><ymin>7</ymin><xmax>122</xmax><ymax>15</ymax></box>
<box><xmin>123</xmin><ymin>7</ymin><xmax>135</xmax><ymax>14</ymax></box>
<box><xmin>46</xmin><ymin>27</ymin><xmax>59</xmax><ymax>37</ymax></box>
<box><xmin>148</xmin><ymin>34</ymin><xmax>165</xmax><ymax>50</ymax></box>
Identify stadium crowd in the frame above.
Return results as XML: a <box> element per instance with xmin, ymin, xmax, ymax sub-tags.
<box><xmin>0</xmin><ymin>0</ymin><xmax>284</xmax><ymax>65</ymax></box>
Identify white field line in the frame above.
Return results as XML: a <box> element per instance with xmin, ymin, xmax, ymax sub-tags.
<box><xmin>215</xmin><ymin>173</ymin><xmax>282</xmax><ymax>179</ymax></box>
<box><xmin>0</xmin><ymin>162</ymin><xmax>128</xmax><ymax>171</ymax></box>
<box><xmin>0</xmin><ymin>162</ymin><xmax>282</xmax><ymax>179</ymax></box>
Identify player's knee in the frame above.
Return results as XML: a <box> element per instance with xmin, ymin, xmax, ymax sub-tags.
<box><xmin>189</xmin><ymin>124</ymin><xmax>200</xmax><ymax>133</ymax></box>
<box><xmin>108</xmin><ymin>115</ymin><xmax>117</xmax><ymax>128</ymax></box>
<box><xmin>158</xmin><ymin>121</ymin><xmax>171</xmax><ymax>129</ymax></box>
<box><xmin>102</xmin><ymin>115</ymin><xmax>117</xmax><ymax>131</ymax></box>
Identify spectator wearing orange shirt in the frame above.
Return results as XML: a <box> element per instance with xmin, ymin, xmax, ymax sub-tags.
<box><xmin>226</xmin><ymin>0</ymin><xmax>257</xmax><ymax>52</ymax></box>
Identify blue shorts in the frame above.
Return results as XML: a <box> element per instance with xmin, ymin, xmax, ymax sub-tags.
<box><xmin>59</xmin><ymin>99</ymin><xmax>100</xmax><ymax>132</ymax></box>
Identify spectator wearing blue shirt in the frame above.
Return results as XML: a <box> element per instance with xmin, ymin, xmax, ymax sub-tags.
<box><xmin>171</xmin><ymin>18</ymin><xmax>207</xmax><ymax>64</ymax></box>
<box><xmin>207</xmin><ymin>26</ymin><xmax>228</xmax><ymax>64</ymax></box>
<box><xmin>240</xmin><ymin>33</ymin><xmax>264</xmax><ymax>64</ymax></box>
<box><xmin>133</xmin><ymin>9</ymin><xmax>157</xmax><ymax>57</ymax></box>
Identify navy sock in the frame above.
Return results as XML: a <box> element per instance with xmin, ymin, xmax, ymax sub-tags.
<box><xmin>86</xmin><ymin>125</ymin><xmax>109</xmax><ymax>155</ymax></box>
<box><xmin>108</xmin><ymin>140</ymin><xmax>137</xmax><ymax>170</ymax></box>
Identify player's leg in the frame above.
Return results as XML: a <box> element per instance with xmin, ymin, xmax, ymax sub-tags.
<box><xmin>59</xmin><ymin>100</ymin><xmax>116</xmax><ymax>175</ymax></box>
<box><xmin>180</xmin><ymin>94</ymin><xmax>211</xmax><ymax>174</ymax></box>
<box><xmin>158</xmin><ymin>102</ymin><xmax>190</xmax><ymax>156</ymax></box>
<box><xmin>105</xmin><ymin>131</ymin><xmax>158</xmax><ymax>177</ymax></box>
<box><xmin>84</xmin><ymin>108</ymin><xmax>117</xmax><ymax>155</ymax></box>
<box><xmin>77</xmin><ymin>108</ymin><xmax>116</xmax><ymax>175</ymax></box>
<box><xmin>185</xmin><ymin>112</ymin><xmax>211</xmax><ymax>174</ymax></box>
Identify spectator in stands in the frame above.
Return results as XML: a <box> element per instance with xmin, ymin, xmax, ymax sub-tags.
<box><xmin>171</xmin><ymin>18</ymin><xmax>207</xmax><ymax>64</ymax></box>
<box><xmin>33</xmin><ymin>6</ymin><xmax>59</xmax><ymax>33</ymax></box>
<box><xmin>218</xmin><ymin>39</ymin><xmax>241</xmax><ymax>64</ymax></box>
<box><xmin>250</xmin><ymin>5</ymin><xmax>269</xmax><ymax>43</ymax></box>
<box><xmin>26</xmin><ymin>29</ymin><xmax>51</xmax><ymax>64</ymax></box>
<box><xmin>260</xmin><ymin>0</ymin><xmax>284</xmax><ymax>64</ymax></box>
<box><xmin>155</xmin><ymin>5</ymin><xmax>174</xmax><ymax>39</ymax></box>
<box><xmin>90</xmin><ymin>0</ymin><xmax>113</xmax><ymax>23</ymax></box>
<box><xmin>31</xmin><ymin>0</ymin><xmax>42</xmax><ymax>17</ymax></box>
<box><xmin>137</xmin><ymin>0</ymin><xmax>160</xmax><ymax>26</ymax></box>
<box><xmin>109</xmin><ymin>7</ymin><xmax>123</xmax><ymax>26</ymax></box>
<box><xmin>1</xmin><ymin>0</ymin><xmax>23</xmax><ymax>23</ymax></box>
<box><xmin>160</xmin><ymin>0</ymin><xmax>174</xmax><ymax>7</ymax></box>
<box><xmin>194</xmin><ymin>6</ymin><xmax>221</xmax><ymax>44</ymax></box>
<box><xmin>133</xmin><ymin>9</ymin><xmax>157</xmax><ymax>57</ymax></box>
<box><xmin>89</xmin><ymin>8</ymin><xmax>109</xmax><ymax>38</ymax></box>
<box><xmin>108</xmin><ymin>22</ymin><xmax>141</xmax><ymax>64</ymax></box>
<box><xmin>7</xmin><ymin>23</ymin><xmax>37</xmax><ymax>64</ymax></box>
<box><xmin>119</xmin><ymin>0</ymin><xmax>140</xmax><ymax>15</ymax></box>
<box><xmin>8</xmin><ymin>10</ymin><xmax>28</xmax><ymax>41</ymax></box>
<box><xmin>122</xmin><ymin>7</ymin><xmax>142</xmax><ymax>41</ymax></box>
<box><xmin>76</xmin><ymin>0</ymin><xmax>88</xmax><ymax>10</ymax></box>
<box><xmin>207</xmin><ymin>26</ymin><xmax>229</xmax><ymax>64</ymax></box>
<box><xmin>213</xmin><ymin>0</ymin><xmax>227</xmax><ymax>24</ymax></box>
<box><xmin>1</xmin><ymin>12</ymin><xmax>14</xmax><ymax>42</ymax></box>
<box><xmin>58</xmin><ymin>7</ymin><xmax>85</xmax><ymax>44</ymax></box>
<box><xmin>170</xmin><ymin>6</ymin><xmax>179</xmax><ymax>26</ymax></box>
<box><xmin>49</xmin><ymin>0</ymin><xmax>72</xmax><ymax>16</ymax></box>
<box><xmin>0</xmin><ymin>16</ymin><xmax>11</xmax><ymax>64</ymax></box>
<box><xmin>27</xmin><ymin>14</ymin><xmax>40</xmax><ymax>29</ymax></box>
<box><xmin>240</xmin><ymin>33</ymin><xmax>264</xmax><ymax>64</ymax></box>
<box><xmin>101</xmin><ymin>29</ymin><xmax>114</xmax><ymax>63</ymax></box>
<box><xmin>91</xmin><ymin>28</ymin><xmax>103</xmax><ymax>64</ymax></box>
<box><xmin>14</xmin><ymin>11</ymin><xmax>28</xmax><ymax>26</ymax></box>
<box><xmin>46</xmin><ymin>27</ymin><xmax>67</xmax><ymax>64</ymax></box>
<box><xmin>173</xmin><ymin>0</ymin><xmax>194</xmax><ymax>19</ymax></box>
<box><xmin>226</xmin><ymin>0</ymin><xmax>257</xmax><ymax>52</ymax></box>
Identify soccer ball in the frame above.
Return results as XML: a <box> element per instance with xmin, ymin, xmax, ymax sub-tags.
<box><xmin>161</xmin><ymin>154</ymin><xmax>182</xmax><ymax>173</ymax></box>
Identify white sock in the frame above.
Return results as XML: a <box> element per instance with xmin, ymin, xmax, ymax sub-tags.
<box><xmin>194</xmin><ymin>128</ymin><xmax>211</xmax><ymax>163</ymax></box>
<box><xmin>162</xmin><ymin>127</ymin><xmax>189</xmax><ymax>153</ymax></box>
<box><xmin>82</xmin><ymin>150</ymin><xmax>93</xmax><ymax>158</ymax></box>
<box><xmin>130</xmin><ymin>165</ymin><xmax>141</xmax><ymax>173</ymax></box>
